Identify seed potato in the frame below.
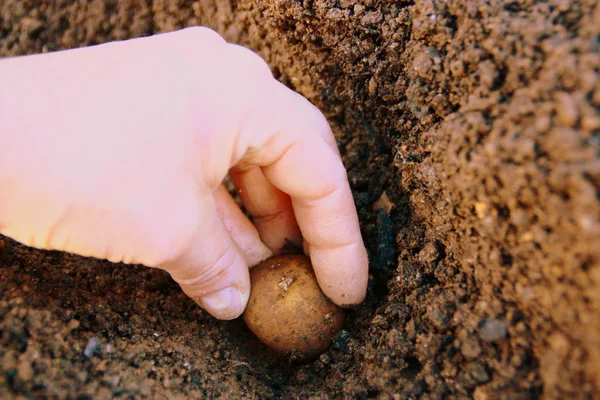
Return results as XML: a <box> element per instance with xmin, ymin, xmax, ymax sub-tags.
<box><xmin>243</xmin><ymin>254</ymin><xmax>345</xmax><ymax>360</ymax></box>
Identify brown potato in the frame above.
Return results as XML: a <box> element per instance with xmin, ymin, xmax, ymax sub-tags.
<box><xmin>243</xmin><ymin>254</ymin><xmax>345</xmax><ymax>360</ymax></box>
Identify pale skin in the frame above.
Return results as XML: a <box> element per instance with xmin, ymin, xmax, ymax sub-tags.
<box><xmin>0</xmin><ymin>27</ymin><xmax>369</xmax><ymax>320</ymax></box>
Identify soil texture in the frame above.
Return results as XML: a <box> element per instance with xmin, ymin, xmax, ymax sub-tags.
<box><xmin>1</xmin><ymin>0</ymin><xmax>599</xmax><ymax>398</ymax></box>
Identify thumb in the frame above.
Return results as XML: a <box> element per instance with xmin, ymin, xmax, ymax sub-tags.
<box><xmin>160</xmin><ymin>196</ymin><xmax>251</xmax><ymax>320</ymax></box>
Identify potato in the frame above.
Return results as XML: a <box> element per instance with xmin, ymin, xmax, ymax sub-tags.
<box><xmin>243</xmin><ymin>254</ymin><xmax>345</xmax><ymax>360</ymax></box>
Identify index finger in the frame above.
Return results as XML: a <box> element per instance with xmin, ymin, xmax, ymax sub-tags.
<box><xmin>241</xmin><ymin>83</ymin><xmax>369</xmax><ymax>307</ymax></box>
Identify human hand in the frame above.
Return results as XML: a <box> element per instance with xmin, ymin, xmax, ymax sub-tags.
<box><xmin>0</xmin><ymin>27</ymin><xmax>369</xmax><ymax>320</ymax></box>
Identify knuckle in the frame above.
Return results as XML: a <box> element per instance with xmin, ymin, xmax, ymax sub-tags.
<box><xmin>225</xmin><ymin>44</ymin><xmax>273</xmax><ymax>81</ymax></box>
<box><xmin>172</xmin><ymin>242</ymin><xmax>238</xmax><ymax>292</ymax></box>
<box><xmin>198</xmin><ymin>242</ymin><xmax>238</xmax><ymax>284</ymax></box>
<box><xmin>177</xmin><ymin>26</ymin><xmax>225</xmax><ymax>46</ymax></box>
<box><xmin>295</xmin><ymin>94</ymin><xmax>331</xmax><ymax>136</ymax></box>
<box><xmin>272</xmin><ymin>85</ymin><xmax>329</xmax><ymax>139</ymax></box>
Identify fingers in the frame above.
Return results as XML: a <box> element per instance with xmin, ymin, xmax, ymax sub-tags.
<box><xmin>227</xmin><ymin>110</ymin><xmax>339</xmax><ymax>255</ymax></box>
<box><xmin>240</xmin><ymin>82</ymin><xmax>369</xmax><ymax>307</ymax></box>
<box><xmin>163</xmin><ymin>197</ymin><xmax>251</xmax><ymax>320</ymax></box>
<box><xmin>228</xmin><ymin>164</ymin><xmax>302</xmax><ymax>252</ymax></box>
<box><xmin>264</xmin><ymin>136</ymin><xmax>368</xmax><ymax>307</ymax></box>
<box><xmin>213</xmin><ymin>184</ymin><xmax>273</xmax><ymax>265</ymax></box>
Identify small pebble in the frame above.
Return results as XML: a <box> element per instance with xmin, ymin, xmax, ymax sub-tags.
<box><xmin>479</xmin><ymin>318</ymin><xmax>508</xmax><ymax>342</ymax></box>
<box><xmin>84</xmin><ymin>337</ymin><xmax>101</xmax><ymax>358</ymax></box>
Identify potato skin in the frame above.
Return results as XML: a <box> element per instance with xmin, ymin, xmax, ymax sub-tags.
<box><xmin>243</xmin><ymin>254</ymin><xmax>344</xmax><ymax>360</ymax></box>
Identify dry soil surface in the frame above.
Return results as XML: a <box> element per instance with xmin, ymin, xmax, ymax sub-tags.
<box><xmin>1</xmin><ymin>0</ymin><xmax>599</xmax><ymax>399</ymax></box>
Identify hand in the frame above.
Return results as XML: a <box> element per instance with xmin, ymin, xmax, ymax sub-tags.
<box><xmin>0</xmin><ymin>27</ymin><xmax>369</xmax><ymax>320</ymax></box>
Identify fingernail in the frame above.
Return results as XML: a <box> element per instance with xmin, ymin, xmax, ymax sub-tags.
<box><xmin>199</xmin><ymin>287</ymin><xmax>245</xmax><ymax>320</ymax></box>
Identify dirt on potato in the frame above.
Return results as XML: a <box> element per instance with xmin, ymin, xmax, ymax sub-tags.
<box><xmin>1</xmin><ymin>0</ymin><xmax>599</xmax><ymax>399</ymax></box>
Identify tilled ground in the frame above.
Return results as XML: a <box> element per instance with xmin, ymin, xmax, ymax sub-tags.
<box><xmin>1</xmin><ymin>1</ymin><xmax>599</xmax><ymax>398</ymax></box>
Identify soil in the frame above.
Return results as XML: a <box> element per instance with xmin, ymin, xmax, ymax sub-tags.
<box><xmin>1</xmin><ymin>0</ymin><xmax>599</xmax><ymax>399</ymax></box>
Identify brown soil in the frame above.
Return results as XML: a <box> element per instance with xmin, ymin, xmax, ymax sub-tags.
<box><xmin>1</xmin><ymin>0</ymin><xmax>599</xmax><ymax>398</ymax></box>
